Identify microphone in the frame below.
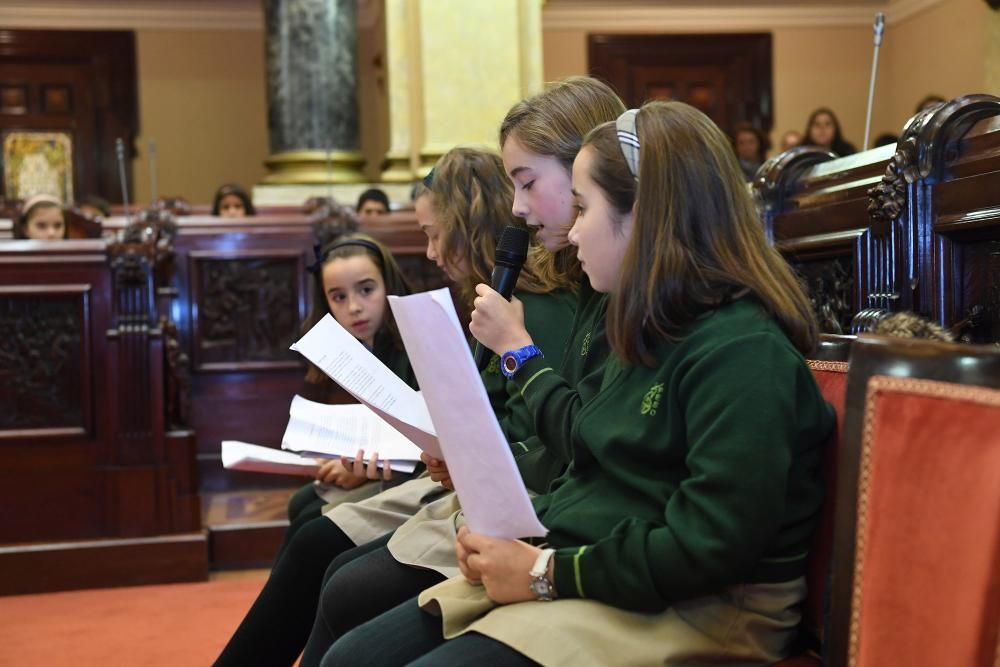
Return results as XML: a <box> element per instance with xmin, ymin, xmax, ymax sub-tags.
<box><xmin>863</xmin><ymin>12</ymin><xmax>886</xmax><ymax>150</ymax></box>
<box><xmin>148</xmin><ymin>139</ymin><xmax>158</xmax><ymax>204</ymax></box>
<box><xmin>115</xmin><ymin>137</ymin><xmax>131</xmax><ymax>224</ymax></box>
<box><xmin>473</xmin><ymin>225</ymin><xmax>530</xmax><ymax>369</ymax></box>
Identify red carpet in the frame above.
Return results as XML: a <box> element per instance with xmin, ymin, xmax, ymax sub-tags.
<box><xmin>0</xmin><ymin>577</ymin><xmax>266</xmax><ymax>666</ymax></box>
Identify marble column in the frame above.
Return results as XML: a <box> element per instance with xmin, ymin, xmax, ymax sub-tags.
<box><xmin>261</xmin><ymin>0</ymin><xmax>365</xmax><ymax>184</ymax></box>
<box><xmin>380</xmin><ymin>0</ymin><xmax>544</xmax><ymax>182</ymax></box>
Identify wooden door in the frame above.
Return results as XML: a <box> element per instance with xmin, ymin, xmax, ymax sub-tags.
<box><xmin>0</xmin><ymin>30</ymin><xmax>137</xmax><ymax>205</ymax></box>
<box><xmin>589</xmin><ymin>33</ymin><xmax>773</xmax><ymax>136</ymax></box>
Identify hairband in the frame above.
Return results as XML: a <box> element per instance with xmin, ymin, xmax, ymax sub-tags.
<box><xmin>307</xmin><ymin>238</ymin><xmax>383</xmax><ymax>274</ymax></box>
<box><xmin>422</xmin><ymin>168</ymin><xmax>435</xmax><ymax>189</ymax></box>
<box><xmin>21</xmin><ymin>194</ymin><xmax>62</xmax><ymax>215</ymax></box>
<box><xmin>615</xmin><ymin>109</ymin><xmax>640</xmax><ymax>181</ymax></box>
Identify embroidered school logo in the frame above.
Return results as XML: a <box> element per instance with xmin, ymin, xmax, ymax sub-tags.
<box><xmin>640</xmin><ymin>382</ymin><xmax>664</xmax><ymax>416</ymax></box>
<box><xmin>580</xmin><ymin>331</ymin><xmax>591</xmax><ymax>357</ymax></box>
<box><xmin>487</xmin><ymin>355</ymin><xmax>500</xmax><ymax>375</ymax></box>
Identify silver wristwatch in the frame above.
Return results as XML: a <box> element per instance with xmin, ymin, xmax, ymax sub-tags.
<box><xmin>529</xmin><ymin>548</ymin><xmax>557</xmax><ymax>601</ymax></box>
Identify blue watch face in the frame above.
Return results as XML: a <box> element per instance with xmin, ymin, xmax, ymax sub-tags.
<box><xmin>501</xmin><ymin>345</ymin><xmax>541</xmax><ymax>379</ymax></box>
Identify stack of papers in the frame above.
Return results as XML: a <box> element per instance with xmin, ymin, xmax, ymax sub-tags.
<box><xmin>291</xmin><ymin>315</ymin><xmax>442</xmax><ymax>459</ymax></box>
<box><xmin>221</xmin><ymin>440</ymin><xmax>320</xmax><ymax>477</ymax></box>
<box><xmin>281</xmin><ymin>395</ymin><xmax>421</xmax><ymax>473</ymax></box>
<box><xmin>290</xmin><ymin>294</ymin><xmax>546</xmax><ymax>540</ymax></box>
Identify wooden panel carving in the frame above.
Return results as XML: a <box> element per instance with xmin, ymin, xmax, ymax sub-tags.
<box><xmin>191</xmin><ymin>253</ymin><xmax>303</xmax><ymax>370</ymax></box>
<box><xmin>0</xmin><ymin>288</ymin><xmax>88</xmax><ymax>433</ymax></box>
<box><xmin>792</xmin><ymin>256</ymin><xmax>855</xmax><ymax>335</ymax></box>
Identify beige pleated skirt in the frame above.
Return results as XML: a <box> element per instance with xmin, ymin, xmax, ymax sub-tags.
<box><xmin>418</xmin><ymin>575</ymin><xmax>806</xmax><ymax>667</ymax></box>
<box><xmin>323</xmin><ymin>473</ymin><xmax>450</xmax><ymax>546</ymax></box>
<box><xmin>386</xmin><ymin>492</ymin><xmax>464</xmax><ymax>578</ymax></box>
<box><xmin>313</xmin><ymin>479</ymin><xmax>383</xmax><ymax>507</ymax></box>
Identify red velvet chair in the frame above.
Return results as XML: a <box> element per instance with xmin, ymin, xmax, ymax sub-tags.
<box><xmin>824</xmin><ymin>335</ymin><xmax>1000</xmax><ymax>667</ymax></box>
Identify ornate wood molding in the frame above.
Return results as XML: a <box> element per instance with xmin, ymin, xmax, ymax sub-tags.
<box><xmin>543</xmin><ymin>0</ymin><xmax>948</xmax><ymax>30</ymax></box>
<box><xmin>0</xmin><ymin>1</ymin><xmax>262</xmax><ymax>31</ymax></box>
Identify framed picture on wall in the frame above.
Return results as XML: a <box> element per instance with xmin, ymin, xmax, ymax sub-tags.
<box><xmin>2</xmin><ymin>130</ymin><xmax>74</xmax><ymax>203</ymax></box>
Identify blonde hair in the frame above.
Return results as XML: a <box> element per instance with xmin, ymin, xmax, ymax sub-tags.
<box><xmin>499</xmin><ymin>76</ymin><xmax>626</xmax><ymax>280</ymax></box>
<box><xmin>429</xmin><ymin>147</ymin><xmax>574</xmax><ymax>300</ymax></box>
<box><xmin>588</xmin><ymin>102</ymin><xmax>818</xmax><ymax>365</ymax></box>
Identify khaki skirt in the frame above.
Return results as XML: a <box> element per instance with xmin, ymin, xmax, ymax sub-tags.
<box><xmin>313</xmin><ymin>479</ymin><xmax>383</xmax><ymax>507</ymax></box>
<box><xmin>386</xmin><ymin>492</ymin><xmax>464</xmax><ymax>578</ymax></box>
<box><xmin>418</xmin><ymin>575</ymin><xmax>806</xmax><ymax>667</ymax></box>
<box><xmin>324</xmin><ymin>474</ymin><xmax>450</xmax><ymax>546</ymax></box>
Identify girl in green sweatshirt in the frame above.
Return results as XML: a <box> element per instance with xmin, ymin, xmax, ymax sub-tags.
<box><xmin>217</xmin><ymin>146</ymin><xmax>579</xmax><ymax>667</ymax></box>
<box><xmin>298</xmin><ymin>78</ymin><xmax>627</xmax><ymax>666</ymax></box>
<box><xmin>318</xmin><ymin>102</ymin><xmax>835</xmax><ymax>666</ymax></box>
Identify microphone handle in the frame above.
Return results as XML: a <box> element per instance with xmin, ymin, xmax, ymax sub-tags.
<box><xmin>472</xmin><ymin>263</ymin><xmax>521</xmax><ymax>368</ymax></box>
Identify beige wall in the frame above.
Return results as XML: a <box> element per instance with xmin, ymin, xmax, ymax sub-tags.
<box><xmin>542</xmin><ymin>0</ymin><xmax>995</xmax><ymax>154</ymax></box>
<box><xmin>875</xmin><ymin>0</ymin><xmax>993</xmax><ymax>136</ymax></box>
<box><xmin>542</xmin><ymin>25</ymin><xmax>875</xmax><ymax>153</ymax></box>
<box><xmin>133</xmin><ymin>30</ymin><xmax>269</xmax><ymax>205</ymax></box>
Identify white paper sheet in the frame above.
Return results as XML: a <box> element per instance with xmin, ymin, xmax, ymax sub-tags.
<box><xmin>389</xmin><ymin>289</ymin><xmax>547</xmax><ymax>539</ymax></box>
<box><xmin>282</xmin><ymin>396</ymin><xmax>420</xmax><ymax>473</ymax></box>
<box><xmin>290</xmin><ymin>314</ymin><xmax>443</xmax><ymax>459</ymax></box>
<box><xmin>221</xmin><ymin>440</ymin><xmax>320</xmax><ymax>477</ymax></box>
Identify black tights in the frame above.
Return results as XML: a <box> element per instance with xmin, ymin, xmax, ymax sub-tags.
<box><xmin>319</xmin><ymin>597</ymin><xmax>539</xmax><ymax>667</ymax></box>
<box><xmin>214</xmin><ymin>517</ymin><xmax>359</xmax><ymax>667</ymax></box>
<box><xmin>279</xmin><ymin>484</ymin><xmax>327</xmax><ymax>555</ymax></box>
<box><xmin>300</xmin><ymin>542</ymin><xmax>446</xmax><ymax>666</ymax></box>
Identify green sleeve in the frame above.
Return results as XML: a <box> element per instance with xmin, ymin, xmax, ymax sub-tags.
<box><xmin>552</xmin><ymin>333</ymin><xmax>830</xmax><ymax>612</ymax></box>
<box><xmin>510</xmin><ymin>332</ymin><xmax>607</xmax><ymax>466</ymax></box>
<box><xmin>494</xmin><ymin>290</ymin><xmax>576</xmax><ymax>446</ymax></box>
<box><xmin>509</xmin><ymin>435</ymin><xmax>567</xmax><ymax>495</ymax></box>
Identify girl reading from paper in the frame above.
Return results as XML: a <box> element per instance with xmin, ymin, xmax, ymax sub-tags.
<box><xmin>284</xmin><ymin>217</ymin><xmax>418</xmax><ymax>540</ymax></box>
<box><xmin>298</xmin><ymin>77</ymin><xmax>627</xmax><ymax>666</ymax></box>
<box><xmin>318</xmin><ymin>102</ymin><xmax>835</xmax><ymax>666</ymax></box>
<box><xmin>216</xmin><ymin>148</ymin><xmax>578</xmax><ymax>667</ymax></box>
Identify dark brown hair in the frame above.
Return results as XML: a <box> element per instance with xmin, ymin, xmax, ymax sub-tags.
<box><xmin>302</xmin><ymin>233</ymin><xmax>411</xmax><ymax>384</ymax></box>
<box><xmin>801</xmin><ymin>107</ymin><xmax>855</xmax><ymax>157</ymax></box>
<box><xmin>586</xmin><ymin>101</ymin><xmax>818</xmax><ymax>365</ymax></box>
<box><xmin>15</xmin><ymin>199</ymin><xmax>65</xmax><ymax>239</ymax></box>
<box><xmin>212</xmin><ymin>183</ymin><xmax>256</xmax><ymax>216</ymax></box>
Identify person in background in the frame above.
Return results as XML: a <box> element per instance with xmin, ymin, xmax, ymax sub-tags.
<box><xmin>872</xmin><ymin>311</ymin><xmax>954</xmax><ymax>342</ymax></box>
<box><xmin>212</xmin><ymin>183</ymin><xmax>256</xmax><ymax>218</ymax></box>
<box><xmin>355</xmin><ymin>188</ymin><xmax>390</xmax><ymax>222</ymax></box>
<box><xmin>802</xmin><ymin>107</ymin><xmax>857</xmax><ymax>157</ymax></box>
<box><xmin>915</xmin><ymin>94</ymin><xmax>946</xmax><ymax>114</ymax></box>
<box><xmin>731</xmin><ymin>122</ymin><xmax>769</xmax><ymax>181</ymax></box>
<box><xmin>780</xmin><ymin>130</ymin><xmax>802</xmax><ymax>152</ymax></box>
<box><xmin>873</xmin><ymin>133</ymin><xmax>899</xmax><ymax>148</ymax></box>
<box><xmin>77</xmin><ymin>195</ymin><xmax>110</xmax><ymax>219</ymax></box>
<box><xmin>15</xmin><ymin>194</ymin><xmax>66</xmax><ymax>240</ymax></box>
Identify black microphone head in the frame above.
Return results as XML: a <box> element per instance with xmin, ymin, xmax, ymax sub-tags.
<box><xmin>494</xmin><ymin>225</ymin><xmax>529</xmax><ymax>268</ymax></box>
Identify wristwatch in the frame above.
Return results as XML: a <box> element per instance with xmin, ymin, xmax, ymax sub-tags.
<box><xmin>501</xmin><ymin>345</ymin><xmax>543</xmax><ymax>379</ymax></box>
<box><xmin>529</xmin><ymin>548</ymin><xmax>557</xmax><ymax>601</ymax></box>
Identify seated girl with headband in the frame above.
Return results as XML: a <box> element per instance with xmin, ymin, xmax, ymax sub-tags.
<box><xmin>318</xmin><ymin>101</ymin><xmax>835</xmax><ymax>666</ymax></box>
<box><xmin>284</xmin><ymin>223</ymin><xmax>419</xmax><ymax>537</ymax></box>
<box><xmin>217</xmin><ymin>149</ymin><xmax>578</xmax><ymax>667</ymax></box>
<box><xmin>216</xmin><ymin>226</ymin><xmax>418</xmax><ymax>666</ymax></box>
<box><xmin>16</xmin><ymin>194</ymin><xmax>66</xmax><ymax>240</ymax></box>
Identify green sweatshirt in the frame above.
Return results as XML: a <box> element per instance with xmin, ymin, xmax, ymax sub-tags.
<box><xmin>534</xmin><ymin>299</ymin><xmax>835</xmax><ymax>613</ymax></box>
<box><xmin>372</xmin><ymin>328</ymin><xmax>419</xmax><ymax>390</ymax></box>
<box><xmin>508</xmin><ymin>277</ymin><xmax>610</xmax><ymax>493</ymax></box>
<box><xmin>480</xmin><ymin>289</ymin><xmax>577</xmax><ymax>464</ymax></box>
